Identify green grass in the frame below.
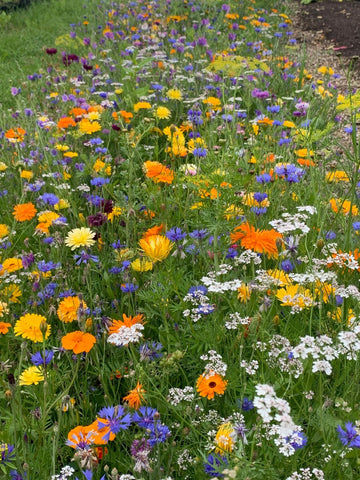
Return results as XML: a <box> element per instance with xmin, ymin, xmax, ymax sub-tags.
<box><xmin>0</xmin><ymin>0</ymin><xmax>95</xmax><ymax>109</ymax></box>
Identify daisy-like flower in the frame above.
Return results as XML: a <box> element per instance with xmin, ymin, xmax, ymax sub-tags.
<box><xmin>230</xmin><ymin>223</ymin><xmax>282</xmax><ymax>259</ymax></box>
<box><xmin>13</xmin><ymin>202</ymin><xmax>37</xmax><ymax>222</ymax></box>
<box><xmin>134</xmin><ymin>101</ymin><xmax>151</xmax><ymax>112</ymax></box>
<box><xmin>14</xmin><ymin>313</ymin><xmax>50</xmax><ymax>342</ymax></box>
<box><xmin>57</xmin><ymin>296</ymin><xmax>87</xmax><ymax>323</ymax></box>
<box><xmin>215</xmin><ymin>422</ymin><xmax>236</xmax><ymax>453</ymax></box>
<box><xmin>78</xmin><ymin>119</ymin><xmax>101</xmax><ymax>134</ymax></box>
<box><xmin>61</xmin><ymin>331</ymin><xmax>96</xmax><ymax>354</ymax></box>
<box><xmin>167</xmin><ymin>89</ymin><xmax>182</xmax><ymax>100</ymax></box>
<box><xmin>0</xmin><ymin>258</ymin><xmax>23</xmax><ymax>275</ymax></box>
<box><xmin>107</xmin><ymin>314</ymin><xmax>144</xmax><ymax>347</ymax></box>
<box><xmin>123</xmin><ymin>382</ymin><xmax>146</xmax><ymax>409</ymax></box>
<box><xmin>19</xmin><ymin>366</ymin><xmax>44</xmax><ymax>385</ymax></box>
<box><xmin>143</xmin><ymin>161</ymin><xmax>174</xmax><ymax>184</ymax></box>
<box><xmin>196</xmin><ymin>371</ymin><xmax>228</xmax><ymax>400</ymax></box>
<box><xmin>65</xmin><ymin>228</ymin><xmax>96</xmax><ymax>250</ymax></box>
<box><xmin>139</xmin><ymin>235</ymin><xmax>174</xmax><ymax>262</ymax></box>
<box><xmin>155</xmin><ymin>106</ymin><xmax>171</xmax><ymax>120</ymax></box>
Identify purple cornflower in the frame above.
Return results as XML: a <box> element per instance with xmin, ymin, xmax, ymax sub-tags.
<box><xmin>256</xmin><ymin>173</ymin><xmax>272</xmax><ymax>184</ymax></box>
<box><xmin>148</xmin><ymin>422</ymin><xmax>171</xmax><ymax>446</ymax></box>
<box><xmin>30</xmin><ymin>350</ymin><xmax>54</xmax><ymax>366</ymax></box>
<box><xmin>189</xmin><ymin>229</ymin><xmax>208</xmax><ymax>240</ymax></box>
<box><xmin>73</xmin><ymin>251</ymin><xmax>99</xmax><ymax>265</ymax></box>
<box><xmin>166</xmin><ymin>227</ymin><xmax>187</xmax><ymax>242</ymax></box>
<box><xmin>133</xmin><ymin>407</ymin><xmax>158</xmax><ymax>429</ymax></box>
<box><xmin>139</xmin><ymin>342</ymin><xmax>163</xmax><ymax>362</ymax></box>
<box><xmin>97</xmin><ymin>405</ymin><xmax>132</xmax><ymax>441</ymax></box>
<box><xmin>121</xmin><ymin>283</ymin><xmax>138</xmax><ymax>293</ymax></box>
<box><xmin>280</xmin><ymin>259</ymin><xmax>294</xmax><ymax>273</ymax></box>
<box><xmin>241</xmin><ymin>397</ymin><xmax>254</xmax><ymax>411</ymax></box>
<box><xmin>337</xmin><ymin>422</ymin><xmax>360</xmax><ymax>448</ymax></box>
<box><xmin>204</xmin><ymin>454</ymin><xmax>228</xmax><ymax>477</ymax></box>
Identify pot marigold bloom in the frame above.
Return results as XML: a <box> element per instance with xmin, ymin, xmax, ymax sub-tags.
<box><xmin>330</xmin><ymin>198</ymin><xmax>358</xmax><ymax>216</ymax></box>
<box><xmin>61</xmin><ymin>331</ymin><xmax>96</xmax><ymax>354</ymax></box>
<box><xmin>215</xmin><ymin>422</ymin><xmax>236</xmax><ymax>453</ymax></box>
<box><xmin>0</xmin><ymin>258</ymin><xmax>23</xmax><ymax>275</ymax></box>
<box><xmin>142</xmin><ymin>224</ymin><xmax>165</xmax><ymax>239</ymax></box>
<box><xmin>143</xmin><ymin>160</ymin><xmax>174</xmax><ymax>184</ymax></box>
<box><xmin>14</xmin><ymin>313</ymin><xmax>50</xmax><ymax>342</ymax></box>
<box><xmin>230</xmin><ymin>223</ymin><xmax>282</xmax><ymax>258</ymax></box>
<box><xmin>13</xmin><ymin>202</ymin><xmax>37</xmax><ymax>222</ymax></box>
<box><xmin>78</xmin><ymin>119</ymin><xmax>101</xmax><ymax>134</ymax></box>
<box><xmin>57</xmin><ymin>296</ymin><xmax>87</xmax><ymax>323</ymax></box>
<box><xmin>237</xmin><ymin>284</ymin><xmax>251</xmax><ymax>303</ymax></box>
<box><xmin>65</xmin><ymin>227</ymin><xmax>96</xmax><ymax>250</ymax></box>
<box><xmin>0</xmin><ymin>322</ymin><xmax>11</xmax><ymax>334</ymax></box>
<box><xmin>131</xmin><ymin>258</ymin><xmax>153</xmax><ymax>272</ymax></box>
<box><xmin>5</xmin><ymin>127</ymin><xmax>26</xmax><ymax>143</ymax></box>
<box><xmin>155</xmin><ymin>106</ymin><xmax>171</xmax><ymax>120</ymax></box>
<box><xmin>276</xmin><ymin>284</ymin><xmax>315</xmax><ymax>311</ymax></box>
<box><xmin>196</xmin><ymin>371</ymin><xmax>228</xmax><ymax>400</ymax></box>
<box><xmin>139</xmin><ymin>234</ymin><xmax>174</xmax><ymax>262</ymax></box>
<box><xmin>57</xmin><ymin>116</ymin><xmax>76</xmax><ymax>129</ymax></box>
<box><xmin>123</xmin><ymin>382</ymin><xmax>146</xmax><ymax>409</ymax></box>
<box><xmin>134</xmin><ymin>101</ymin><xmax>151</xmax><ymax>112</ymax></box>
<box><xmin>2</xmin><ymin>284</ymin><xmax>21</xmax><ymax>303</ymax></box>
<box><xmin>167</xmin><ymin>88</ymin><xmax>182</xmax><ymax>100</ymax></box>
<box><xmin>19</xmin><ymin>366</ymin><xmax>44</xmax><ymax>386</ymax></box>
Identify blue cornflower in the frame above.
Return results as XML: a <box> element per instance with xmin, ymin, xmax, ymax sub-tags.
<box><xmin>148</xmin><ymin>422</ymin><xmax>171</xmax><ymax>446</ymax></box>
<box><xmin>267</xmin><ymin>105</ymin><xmax>281</xmax><ymax>113</ymax></box>
<box><xmin>39</xmin><ymin>193</ymin><xmax>59</xmax><ymax>206</ymax></box>
<box><xmin>188</xmin><ymin>285</ymin><xmax>208</xmax><ymax>297</ymax></box>
<box><xmin>30</xmin><ymin>350</ymin><xmax>54</xmax><ymax>366</ymax></box>
<box><xmin>120</xmin><ymin>283</ymin><xmax>138</xmax><ymax>293</ymax></box>
<box><xmin>256</xmin><ymin>173</ymin><xmax>272</xmax><ymax>184</ymax></box>
<box><xmin>195</xmin><ymin>304</ymin><xmax>215</xmax><ymax>315</ymax></box>
<box><xmin>189</xmin><ymin>229</ymin><xmax>208</xmax><ymax>240</ymax></box>
<box><xmin>325</xmin><ymin>231</ymin><xmax>337</xmax><ymax>240</ymax></box>
<box><xmin>37</xmin><ymin>261</ymin><xmax>61</xmax><ymax>272</ymax></box>
<box><xmin>192</xmin><ymin>147</ymin><xmax>207</xmax><ymax>157</ymax></box>
<box><xmin>97</xmin><ymin>405</ymin><xmax>132</xmax><ymax>441</ymax></box>
<box><xmin>251</xmin><ymin>206</ymin><xmax>267</xmax><ymax>216</ymax></box>
<box><xmin>73</xmin><ymin>251</ymin><xmax>100</xmax><ymax>265</ymax></box>
<box><xmin>288</xmin><ymin>431</ymin><xmax>307</xmax><ymax>450</ymax></box>
<box><xmin>353</xmin><ymin>222</ymin><xmax>360</xmax><ymax>231</ymax></box>
<box><xmin>166</xmin><ymin>227</ymin><xmax>187</xmax><ymax>242</ymax></box>
<box><xmin>204</xmin><ymin>454</ymin><xmax>228</xmax><ymax>477</ymax></box>
<box><xmin>139</xmin><ymin>342</ymin><xmax>163</xmax><ymax>362</ymax></box>
<box><xmin>241</xmin><ymin>397</ymin><xmax>254</xmax><ymax>411</ymax></box>
<box><xmin>90</xmin><ymin>177</ymin><xmax>110</xmax><ymax>187</ymax></box>
<box><xmin>133</xmin><ymin>407</ymin><xmax>158</xmax><ymax>428</ymax></box>
<box><xmin>280</xmin><ymin>259</ymin><xmax>294</xmax><ymax>273</ymax></box>
<box><xmin>337</xmin><ymin>422</ymin><xmax>360</xmax><ymax>448</ymax></box>
<box><xmin>253</xmin><ymin>192</ymin><xmax>268</xmax><ymax>203</ymax></box>
<box><xmin>1</xmin><ymin>444</ymin><xmax>15</xmax><ymax>463</ymax></box>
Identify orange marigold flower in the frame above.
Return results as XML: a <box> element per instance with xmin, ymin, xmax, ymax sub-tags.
<box><xmin>61</xmin><ymin>331</ymin><xmax>96</xmax><ymax>354</ymax></box>
<box><xmin>196</xmin><ymin>371</ymin><xmax>228</xmax><ymax>400</ymax></box>
<box><xmin>0</xmin><ymin>322</ymin><xmax>11</xmax><ymax>334</ymax></box>
<box><xmin>108</xmin><ymin>314</ymin><xmax>145</xmax><ymax>334</ymax></box>
<box><xmin>123</xmin><ymin>382</ymin><xmax>146</xmax><ymax>409</ymax></box>
<box><xmin>13</xmin><ymin>202</ymin><xmax>37</xmax><ymax>222</ymax></box>
<box><xmin>57</xmin><ymin>116</ymin><xmax>76</xmax><ymax>129</ymax></box>
<box><xmin>143</xmin><ymin>160</ymin><xmax>174</xmax><ymax>184</ymax></box>
<box><xmin>139</xmin><ymin>234</ymin><xmax>174</xmax><ymax>262</ymax></box>
<box><xmin>57</xmin><ymin>296</ymin><xmax>87</xmax><ymax>323</ymax></box>
<box><xmin>230</xmin><ymin>223</ymin><xmax>282</xmax><ymax>258</ymax></box>
<box><xmin>5</xmin><ymin>127</ymin><xmax>26</xmax><ymax>143</ymax></box>
<box><xmin>142</xmin><ymin>224</ymin><xmax>165</xmax><ymax>239</ymax></box>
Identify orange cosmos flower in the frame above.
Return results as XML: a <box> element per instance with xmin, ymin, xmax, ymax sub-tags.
<box><xmin>143</xmin><ymin>161</ymin><xmax>174</xmax><ymax>184</ymax></box>
<box><xmin>57</xmin><ymin>296</ymin><xmax>87</xmax><ymax>323</ymax></box>
<box><xmin>230</xmin><ymin>223</ymin><xmax>282</xmax><ymax>258</ymax></box>
<box><xmin>61</xmin><ymin>331</ymin><xmax>96</xmax><ymax>354</ymax></box>
<box><xmin>0</xmin><ymin>322</ymin><xmax>11</xmax><ymax>334</ymax></box>
<box><xmin>13</xmin><ymin>202</ymin><xmax>37</xmax><ymax>222</ymax></box>
<box><xmin>123</xmin><ymin>382</ymin><xmax>146</xmax><ymax>409</ymax></box>
<box><xmin>139</xmin><ymin>234</ymin><xmax>174</xmax><ymax>262</ymax></box>
<box><xmin>196</xmin><ymin>371</ymin><xmax>228</xmax><ymax>400</ymax></box>
<box><xmin>108</xmin><ymin>314</ymin><xmax>145</xmax><ymax>334</ymax></box>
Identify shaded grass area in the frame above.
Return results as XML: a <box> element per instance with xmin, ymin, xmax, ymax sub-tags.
<box><xmin>0</xmin><ymin>0</ymin><xmax>91</xmax><ymax>110</ymax></box>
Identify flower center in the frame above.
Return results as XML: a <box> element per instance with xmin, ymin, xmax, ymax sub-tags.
<box><xmin>209</xmin><ymin>382</ymin><xmax>217</xmax><ymax>388</ymax></box>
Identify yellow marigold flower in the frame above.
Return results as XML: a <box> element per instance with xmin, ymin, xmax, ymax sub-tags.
<box><xmin>0</xmin><ymin>162</ymin><xmax>7</xmax><ymax>172</ymax></box>
<box><xmin>0</xmin><ymin>258</ymin><xmax>23</xmax><ymax>276</ymax></box>
<box><xmin>155</xmin><ymin>106</ymin><xmax>171</xmax><ymax>120</ymax></box>
<box><xmin>2</xmin><ymin>284</ymin><xmax>21</xmax><ymax>303</ymax></box>
<box><xmin>19</xmin><ymin>366</ymin><xmax>44</xmax><ymax>386</ymax></box>
<box><xmin>330</xmin><ymin>198</ymin><xmax>358</xmax><ymax>216</ymax></box>
<box><xmin>134</xmin><ymin>101</ymin><xmax>151</xmax><ymax>112</ymax></box>
<box><xmin>21</xmin><ymin>170</ymin><xmax>33</xmax><ymax>179</ymax></box>
<box><xmin>326</xmin><ymin>171</ymin><xmax>349</xmax><ymax>182</ymax></box>
<box><xmin>215</xmin><ymin>422</ymin><xmax>236</xmax><ymax>454</ymax></box>
<box><xmin>237</xmin><ymin>284</ymin><xmax>251</xmax><ymax>303</ymax></box>
<box><xmin>131</xmin><ymin>258</ymin><xmax>153</xmax><ymax>272</ymax></box>
<box><xmin>203</xmin><ymin>96</ymin><xmax>221</xmax><ymax>109</ymax></box>
<box><xmin>57</xmin><ymin>296</ymin><xmax>87</xmax><ymax>323</ymax></box>
<box><xmin>266</xmin><ymin>269</ymin><xmax>292</xmax><ymax>286</ymax></box>
<box><xmin>139</xmin><ymin>235</ymin><xmax>174</xmax><ymax>262</ymax></box>
<box><xmin>93</xmin><ymin>159</ymin><xmax>105</xmax><ymax>172</ymax></box>
<box><xmin>54</xmin><ymin>199</ymin><xmax>70</xmax><ymax>210</ymax></box>
<box><xmin>65</xmin><ymin>228</ymin><xmax>96</xmax><ymax>250</ymax></box>
<box><xmin>87</xmin><ymin>111</ymin><xmax>101</xmax><ymax>121</ymax></box>
<box><xmin>38</xmin><ymin>211</ymin><xmax>60</xmax><ymax>224</ymax></box>
<box><xmin>167</xmin><ymin>89</ymin><xmax>182</xmax><ymax>100</ymax></box>
<box><xmin>78</xmin><ymin>119</ymin><xmax>101</xmax><ymax>134</ymax></box>
<box><xmin>276</xmin><ymin>284</ymin><xmax>314</xmax><ymax>311</ymax></box>
<box><xmin>63</xmin><ymin>151</ymin><xmax>78</xmax><ymax>158</ymax></box>
<box><xmin>14</xmin><ymin>313</ymin><xmax>50</xmax><ymax>342</ymax></box>
<box><xmin>0</xmin><ymin>224</ymin><xmax>9</xmax><ymax>238</ymax></box>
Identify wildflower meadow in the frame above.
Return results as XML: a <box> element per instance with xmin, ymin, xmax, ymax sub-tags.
<box><xmin>1</xmin><ymin>0</ymin><xmax>360</xmax><ymax>478</ymax></box>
